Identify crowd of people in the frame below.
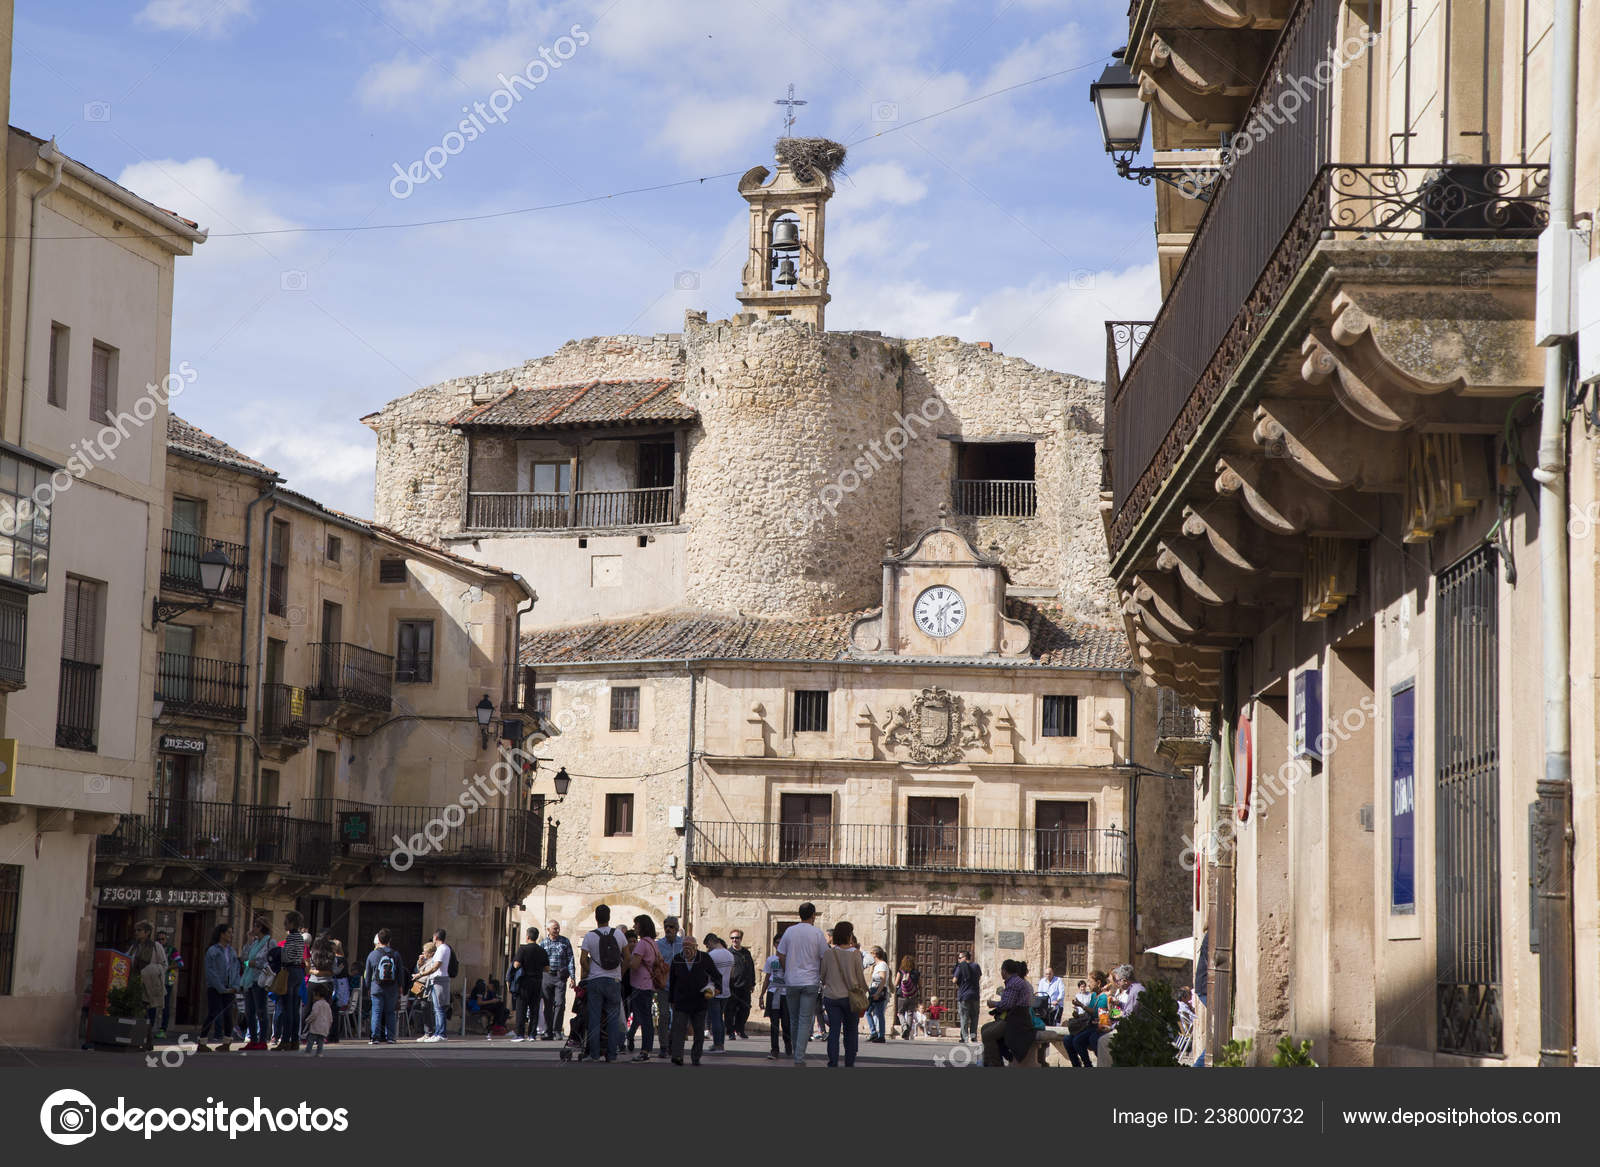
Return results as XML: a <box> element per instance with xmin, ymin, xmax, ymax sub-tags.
<box><xmin>118</xmin><ymin>903</ymin><xmax>1169</xmax><ymax>1067</ymax></box>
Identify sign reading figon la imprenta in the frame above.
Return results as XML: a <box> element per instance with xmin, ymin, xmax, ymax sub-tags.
<box><xmin>96</xmin><ymin>887</ymin><xmax>229</xmax><ymax>907</ymax></box>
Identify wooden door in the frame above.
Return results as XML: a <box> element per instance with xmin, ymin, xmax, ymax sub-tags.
<box><xmin>895</xmin><ymin>916</ymin><xmax>975</xmax><ymax>997</ymax></box>
<box><xmin>906</xmin><ymin>797</ymin><xmax>959</xmax><ymax>867</ymax></box>
<box><xmin>1049</xmin><ymin>927</ymin><xmax>1089</xmax><ymax>980</ymax></box>
<box><xmin>778</xmin><ymin>793</ymin><xmax>831</xmax><ymax>863</ymax></box>
<box><xmin>1035</xmin><ymin>801</ymin><xmax>1089</xmax><ymax>871</ymax></box>
<box><xmin>358</xmin><ymin>901</ymin><xmax>425</xmax><ymax>984</ymax></box>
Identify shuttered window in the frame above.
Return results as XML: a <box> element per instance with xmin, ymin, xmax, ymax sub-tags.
<box><xmin>90</xmin><ymin>343</ymin><xmax>115</xmax><ymax>423</ymax></box>
<box><xmin>395</xmin><ymin>620</ymin><xmax>433</xmax><ymax>683</ymax></box>
<box><xmin>62</xmin><ymin>576</ymin><xmax>104</xmax><ymax>664</ymax></box>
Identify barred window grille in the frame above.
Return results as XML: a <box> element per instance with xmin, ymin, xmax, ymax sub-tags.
<box><xmin>1041</xmin><ymin>694</ymin><xmax>1079</xmax><ymax>738</ymax></box>
<box><xmin>792</xmin><ymin>689</ymin><xmax>829</xmax><ymax>734</ymax></box>
<box><xmin>0</xmin><ymin>864</ymin><xmax>18</xmax><ymax>995</ymax></box>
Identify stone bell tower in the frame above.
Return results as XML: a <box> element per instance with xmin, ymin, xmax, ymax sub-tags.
<box><xmin>735</xmin><ymin>138</ymin><xmax>839</xmax><ymax>330</ymax></box>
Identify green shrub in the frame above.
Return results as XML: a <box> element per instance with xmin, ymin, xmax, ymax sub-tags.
<box><xmin>106</xmin><ymin>978</ymin><xmax>144</xmax><ymax>1019</ymax></box>
<box><xmin>1271</xmin><ymin>1035</ymin><xmax>1318</xmax><ymax>1066</ymax></box>
<box><xmin>1108</xmin><ymin>979</ymin><xmax>1182</xmax><ymax>1067</ymax></box>
<box><xmin>1218</xmin><ymin>1037</ymin><xmax>1253</xmax><ymax>1067</ymax></box>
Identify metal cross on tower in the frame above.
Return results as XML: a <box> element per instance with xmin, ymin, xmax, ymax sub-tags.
<box><xmin>774</xmin><ymin>83</ymin><xmax>807</xmax><ymax>137</ymax></box>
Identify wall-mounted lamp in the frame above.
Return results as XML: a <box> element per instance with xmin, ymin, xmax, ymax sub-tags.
<box><xmin>1089</xmin><ymin>49</ymin><xmax>1216</xmax><ymax>202</ymax></box>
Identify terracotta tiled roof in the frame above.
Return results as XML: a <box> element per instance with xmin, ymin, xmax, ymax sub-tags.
<box><xmin>451</xmin><ymin>379</ymin><xmax>696</xmax><ymax>430</ymax></box>
<box><xmin>167</xmin><ymin>414</ymin><xmax>278</xmax><ymax>479</ymax></box>
<box><xmin>521</xmin><ymin>599</ymin><xmax>1133</xmax><ymax>671</ymax></box>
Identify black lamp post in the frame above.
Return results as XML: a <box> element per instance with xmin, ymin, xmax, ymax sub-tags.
<box><xmin>1089</xmin><ymin>50</ymin><xmax>1216</xmax><ymax>201</ymax></box>
<box><xmin>152</xmin><ymin>547</ymin><xmax>234</xmax><ymax>627</ymax></box>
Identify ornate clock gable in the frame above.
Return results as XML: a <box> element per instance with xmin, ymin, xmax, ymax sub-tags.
<box><xmin>848</xmin><ymin>519</ymin><xmax>1031</xmax><ymax>658</ymax></box>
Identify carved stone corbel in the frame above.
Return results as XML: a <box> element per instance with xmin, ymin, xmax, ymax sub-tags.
<box><xmin>1214</xmin><ymin>454</ymin><xmax>1379</xmax><ymax>538</ymax></box>
<box><xmin>1252</xmin><ymin>399</ymin><xmax>1406</xmax><ymax>493</ymax></box>
<box><xmin>1155</xmin><ymin>537</ymin><xmax>1286</xmax><ymax>607</ymax></box>
<box><xmin>1147</xmin><ymin>31</ymin><xmax>1267</xmax><ymax>96</ymax></box>
<box><xmin>1181</xmin><ymin>504</ymin><xmax>1305</xmax><ymax>576</ymax></box>
<box><xmin>1198</xmin><ymin>0</ymin><xmax>1292</xmax><ymax>28</ymax></box>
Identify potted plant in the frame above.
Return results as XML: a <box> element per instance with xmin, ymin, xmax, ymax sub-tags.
<box><xmin>90</xmin><ymin>978</ymin><xmax>151</xmax><ymax>1049</ymax></box>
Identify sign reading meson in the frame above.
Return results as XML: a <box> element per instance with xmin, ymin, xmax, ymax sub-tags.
<box><xmin>158</xmin><ymin>733</ymin><xmax>207</xmax><ymax>755</ymax></box>
<box><xmin>97</xmin><ymin>887</ymin><xmax>229</xmax><ymax>907</ymax></box>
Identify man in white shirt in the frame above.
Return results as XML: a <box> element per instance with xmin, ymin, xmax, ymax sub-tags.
<box><xmin>579</xmin><ymin>904</ymin><xmax>627</xmax><ymax>1062</ymax></box>
<box><xmin>417</xmin><ymin>929</ymin><xmax>453</xmax><ymax>1042</ymax></box>
<box><xmin>705</xmin><ymin>934</ymin><xmax>735</xmax><ymax>1052</ymax></box>
<box><xmin>775</xmin><ymin>902</ymin><xmax>829</xmax><ymax>1066</ymax></box>
<box><xmin>1038</xmin><ymin>967</ymin><xmax>1066</xmax><ymax>1024</ymax></box>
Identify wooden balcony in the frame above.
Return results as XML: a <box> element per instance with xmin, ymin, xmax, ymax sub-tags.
<box><xmin>952</xmin><ymin>479</ymin><xmax>1036</xmax><ymax>518</ymax></box>
<box><xmin>689</xmin><ymin>821</ymin><xmax>1127</xmax><ymax>879</ymax></box>
<box><xmin>466</xmin><ymin>486</ymin><xmax>678</xmax><ymax>531</ymax></box>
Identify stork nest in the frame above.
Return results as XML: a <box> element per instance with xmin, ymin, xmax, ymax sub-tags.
<box><xmin>776</xmin><ymin>137</ymin><xmax>847</xmax><ymax>182</ymax></box>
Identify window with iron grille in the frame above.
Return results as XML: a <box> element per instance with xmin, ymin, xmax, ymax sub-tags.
<box><xmin>792</xmin><ymin>689</ymin><xmax>829</xmax><ymax>734</ymax></box>
<box><xmin>0</xmin><ymin>590</ymin><xmax>25</xmax><ymax>689</ymax></box>
<box><xmin>610</xmin><ymin>686</ymin><xmax>639</xmax><ymax>732</ymax></box>
<box><xmin>395</xmin><ymin>620</ymin><xmax>434</xmax><ymax>683</ymax></box>
<box><xmin>268</xmin><ymin>520</ymin><xmax>289</xmax><ymax>617</ymax></box>
<box><xmin>379</xmin><ymin>558</ymin><xmax>407</xmax><ymax>583</ymax></box>
<box><xmin>57</xmin><ymin>576</ymin><xmax>103</xmax><ymax>751</ymax></box>
<box><xmin>1041</xmin><ymin>694</ymin><xmax>1079</xmax><ymax>738</ymax></box>
<box><xmin>604</xmin><ymin>793</ymin><xmax>634</xmax><ymax>837</ymax></box>
<box><xmin>47</xmin><ymin>324</ymin><xmax>69</xmax><ymax>408</ymax></box>
<box><xmin>90</xmin><ymin>342</ymin><xmax>117</xmax><ymax>424</ymax></box>
<box><xmin>0</xmin><ymin>865</ymin><xmax>18</xmax><ymax>994</ymax></box>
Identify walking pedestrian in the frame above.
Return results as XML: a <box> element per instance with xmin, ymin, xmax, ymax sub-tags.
<box><xmin>239</xmin><ymin>919</ymin><xmax>274</xmax><ymax>1050</ymax></box>
<box><xmin>623</xmin><ymin>915</ymin><xmax>660</xmax><ymax>1062</ymax></box>
<box><xmin>953</xmin><ymin>950</ymin><xmax>982</xmax><ymax>1043</ymax></box>
<box><xmin>540</xmin><ymin>920</ymin><xmax>576</xmax><ymax>1039</ymax></box>
<box><xmin>198</xmin><ymin>923</ymin><xmax>239</xmax><ymax>1052</ymax></box>
<box><xmin>726</xmin><ymin>930</ymin><xmax>756</xmax><ymax>1040</ymax></box>
<box><xmin>775</xmin><ymin>902</ymin><xmax>828</xmax><ymax>1066</ymax></box>
<box><xmin>702</xmin><ymin>934</ymin><xmax>734</xmax><ymax>1051</ymax></box>
<box><xmin>273</xmin><ymin>911</ymin><xmax>307</xmax><ymax>1051</ymax></box>
<box><xmin>865</xmin><ymin>946</ymin><xmax>890</xmax><ymax>1042</ymax></box>
<box><xmin>652</xmin><ymin>915</ymin><xmax>684</xmax><ymax>1055</ymax></box>
<box><xmin>509</xmin><ymin>926</ymin><xmax>548</xmax><ymax>1042</ymax></box>
<box><xmin>579</xmin><ymin>904</ymin><xmax>627</xmax><ymax>1062</ymax></box>
<box><xmin>821</xmin><ymin>922</ymin><xmax>868</xmax><ymax>1068</ymax></box>
<box><xmin>761</xmin><ymin>936</ymin><xmax>791</xmax><ymax>1061</ymax></box>
<box><xmin>666</xmin><ymin>932</ymin><xmax>720</xmax><ymax>1065</ymax></box>
<box><xmin>364</xmin><ymin>929</ymin><xmax>403</xmax><ymax>1044</ymax></box>
<box><xmin>895</xmin><ymin>955</ymin><xmax>921</xmax><ymax>1039</ymax></box>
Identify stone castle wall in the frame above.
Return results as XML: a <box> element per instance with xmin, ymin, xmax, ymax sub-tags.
<box><xmin>367</xmin><ymin>334</ymin><xmax>684</xmax><ymax>541</ymax></box>
<box><xmin>681</xmin><ymin>315</ymin><xmax>902</xmax><ymax>616</ymax></box>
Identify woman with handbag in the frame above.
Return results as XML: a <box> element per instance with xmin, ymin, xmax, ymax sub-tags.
<box><xmin>864</xmin><ymin>946</ymin><xmax>890</xmax><ymax>1043</ymax></box>
<box><xmin>820</xmin><ymin>923</ymin><xmax>870</xmax><ymax>1068</ymax></box>
<box><xmin>127</xmin><ymin>921</ymin><xmax>167</xmax><ymax>1052</ymax></box>
<box><xmin>271</xmin><ymin>911</ymin><xmax>308</xmax><ymax>1051</ymax></box>
<box><xmin>239</xmin><ymin>919</ymin><xmax>274</xmax><ymax>1051</ymax></box>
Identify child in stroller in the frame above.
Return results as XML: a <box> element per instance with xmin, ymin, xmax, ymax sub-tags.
<box><xmin>559</xmin><ymin>983</ymin><xmax>618</xmax><ymax>1062</ymax></box>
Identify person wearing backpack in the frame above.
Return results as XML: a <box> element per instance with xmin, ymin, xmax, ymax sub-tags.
<box><xmin>579</xmin><ymin>904</ymin><xmax>627</xmax><ymax>1062</ymax></box>
<box><xmin>622</xmin><ymin>915</ymin><xmax>661</xmax><ymax>1062</ymax></box>
<box><xmin>509</xmin><ymin>925</ymin><xmax>548</xmax><ymax>1042</ymax></box>
<box><xmin>364</xmin><ymin>929</ymin><xmax>404</xmax><ymax>1044</ymax></box>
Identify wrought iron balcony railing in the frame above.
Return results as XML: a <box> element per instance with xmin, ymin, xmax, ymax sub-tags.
<box><xmin>99</xmin><ymin>797</ymin><xmax>292</xmax><ymax>866</ymax></box>
<box><xmin>369</xmin><ymin>804</ymin><xmax>548</xmax><ymax>867</ymax></box>
<box><xmin>689</xmin><ymin>821</ymin><xmax>1127</xmax><ymax>877</ymax></box>
<box><xmin>951</xmin><ymin>479</ymin><xmax>1037</xmax><ymax>518</ymax></box>
<box><xmin>156</xmin><ymin>652</ymin><xmax>247</xmax><ymax>721</ymax></box>
<box><xmin>260</xmin><ymin>682</ymin><xmax>309</xmax><ymax>741</ymax></box>
<box><xmin>1156</xmin><ymin>686</ymin><xmax>1211</xmax><ymax>742</ymax></box>
<box><xmin>466</xmin><ymin>486</ymin><xmax>679</xmax><ymax>530</ymax></box>
<box><xmin>160</xmin><ymin>529</ymin><xmax>249</xmax><ymax>603</ymax></box>
<box><xmin>308</xmin><ymin>642</ymin><xmax>393</xmax><ymax>712</ymax></box>
<box><xmin>56</xmin><ymin>659</ymin><xmax>100</xmax><ymax>751</ymax></box>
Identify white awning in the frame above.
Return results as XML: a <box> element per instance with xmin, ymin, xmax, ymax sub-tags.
<box><xmin>1144</xmin><ymin>936</ymin><xmax>1195</xmax><ymax>960</ymax></box>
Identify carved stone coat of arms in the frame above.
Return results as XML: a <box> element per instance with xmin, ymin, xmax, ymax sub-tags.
<box><xmin>883</xmin><ymin>687</ymin><xmax>989</xmax><ymax>764</ymax></box>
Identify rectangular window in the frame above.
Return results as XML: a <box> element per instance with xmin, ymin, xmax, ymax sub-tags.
<box><xmin>953</xmin><ymin>440</ymin><xmax>1036</xmax><ymax>517</ymax></box>
<box><xmin>314</xmin><ymin>750</ymin><xmax>335</xmax><ymax>803</ymax></box>
<box><xmin>378</xmin><ymin>558</ymin><xmax>407</xmax><ymax>583</ymax></box>
<box><xmin>89</xmin><ymin>342</ymin><xmax>117</xmax><ymax>424</ymax></box>
<box><xmin>1041</xmin><ymin>695</ymin><xmax>1079</xmax><ymax>738</ymax></box>
<box><xmin>0</xmin><ymin>590</ymin><xmax>26</xmax><ymax>689</ymax></box>
<box><xmin>0</xmin><ymin>865</ymin><xmax>18</xmax><ymax>995</ymax></box>
<box><xmin>527</xmin><ymin>462</ymin><xmax>572</xmax><ymax>494</ymax></box>
<box><xmin>1035</xmin><ymin>800</ymin><xmax>1089</xmax><ymax>871</ymax></box>
<box><xmin>268</xmin><ymin>520</ymin><xmax>289</xmax><ymax>617</ymax></box>
<box><xmin>906</xmin><ymin>796</ymin><xmax>959</xmax><ymax>866</ymax></box>
<box><xmin>326</xmin><ymin>534</ymin><xmax>341</xmax><ymax>563</ymax></box>
<box><xmin>57</xmin><ymin>576</ymin><xmax>104</xmax><ymax>751</ymax></box>
<box><xmin>47</xmin><ymin>324</ymin><xmax>69</xmax><ymax>408</ymax></box>
<box><xmin>395</xmin><ymin>620</ymin><xmax>434</xmax><ymax>683</ymax></box>
<box><xmin>609</xmin><ymin>686</ymin><xmax>640</xmax><ymax>732</ymax></box>
<box><xmin>778</xmin><ymin>793</ymin><xmax>832</xmax><ymax>863</ymax></box>
<box><xmin>532</xmin><ymin>688</ymin><xmax>552</xmax><ymax>721</ymax></box>
<box><xmin>792</xmin><ymin>689</ymin><xmax>829</xmax><ymax>734</ymax></box>
<box><xmin>604</xmin><ymin>793</ymin><xmax>634</xmax><ymax>838</ymax></box>
<box><xmin>259</xmin><ymin>768</ymin><xmax>280</xmax><ymax>808</ymax></box>
<box><xmin>0</xmin><ymin>450</ymin><xmax>53</xmax><ymax>591</ymax></box>
<box><xmin>1391</xmin><ymin>683</ymin><xmax>1416</xmax><ymax>913</ymax></box>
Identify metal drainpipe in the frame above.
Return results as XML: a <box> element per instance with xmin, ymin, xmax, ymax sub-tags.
<box><xmin>1531</xmin><ymin>0</ymin><xmax>1578</xmax><ymax>1068</ymax></box>
<box><xmin>16</xmin><ymin>142</ymin><xmax>64</xmax><ymax>448</ymax></box>
<box><xmin>681</xmin><ymin>659</ymin><xmax>699</xmax><ymax>927</ymax></box>
<box><xmin>234</xmin><ymin>484</ymin><xmax>278</xmax><ymax>804</ymax></box>
<box><xmin>1120</xmin><ymin>674</ymin><xmax>1139</xmax><ymax>966</ymax></box>
<box><xmin>250</xmin><ymin>492</ymin><xmax>280</xmax><ymax>805</ymax></box>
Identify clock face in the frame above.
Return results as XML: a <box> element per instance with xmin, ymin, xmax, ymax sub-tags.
<box><xmin>913</xmin><ymin>585</ymin><xmax>966</xmax><ymax>638</ymax></box>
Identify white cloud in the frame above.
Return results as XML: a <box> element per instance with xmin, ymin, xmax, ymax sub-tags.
<box><xmin>358</xmin><ymin>53</ymin><xmax>436</xmax><ymax>108</ymax></box>
<box><xmin>115</xmin><ymin>157</ymin><xmax>299</xmax><ymax>265</ymax></box>
<box><xmin>244</xmin><ymin>429</ymin><xmax>378</xmax><ymax>496</ymax></box>
<box><xmin>657</xmin><ymin>95</ymin><xmax>775</xmax><ymax>167</ymax></box>
<box><xmin>136</xmin><ymin>0</ymin><xmax>254</xmax><ymax>37</ymax></box>
<box><xmin>837</xmin><ymin>162</ymin><xmax>928</xmax><ymax>209</ymax></box>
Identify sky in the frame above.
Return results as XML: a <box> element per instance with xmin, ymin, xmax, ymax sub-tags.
<box><xmin>11</xmin><ymin>0</ymin><xmax>1160</xmax><ymax>515</ymax></box>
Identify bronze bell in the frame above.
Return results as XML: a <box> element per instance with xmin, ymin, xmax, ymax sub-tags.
<box><xmin>770</xmin><ymin>218</ymin><xmax>800</xmax><ymax>250</ymax></box>
<box><xmin>774</xmin><ymin>258</ymin><xmax>798</xmax><ymax>286</ymax></box>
